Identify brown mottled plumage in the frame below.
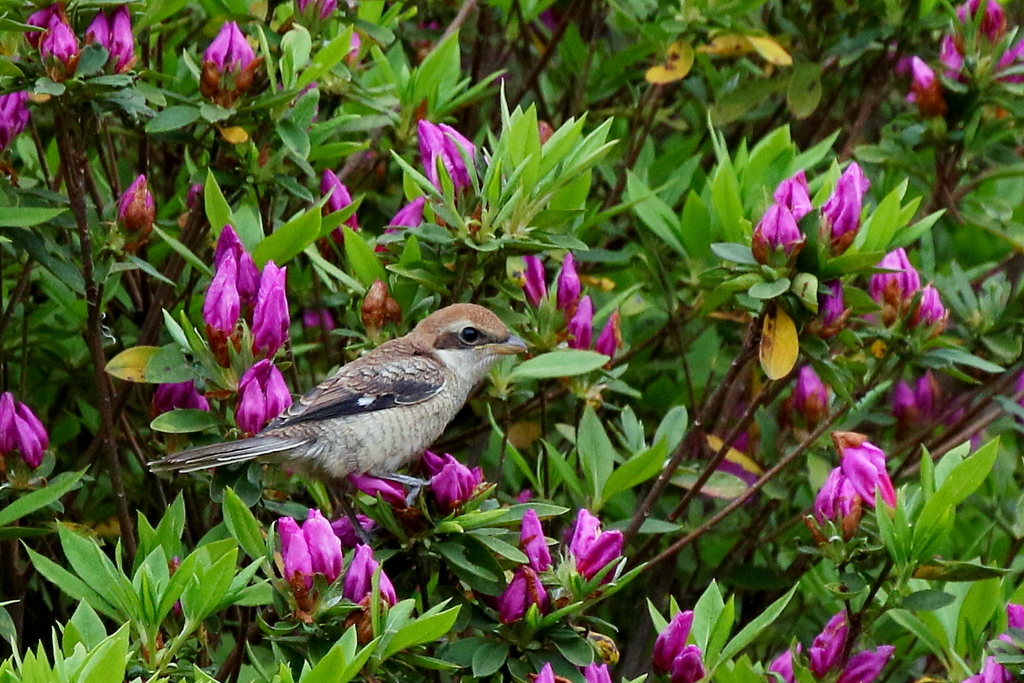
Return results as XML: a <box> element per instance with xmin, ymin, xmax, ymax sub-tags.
<box><xmin>150</xmin><ymin>304</ymin><xmax>526</xmax><ymax>479</ymax></box>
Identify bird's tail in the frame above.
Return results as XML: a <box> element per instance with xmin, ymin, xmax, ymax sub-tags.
<box><xmin>150</xmin><ymin>436</ymin><xmax>310</xmax><ymax>474</ymax></box>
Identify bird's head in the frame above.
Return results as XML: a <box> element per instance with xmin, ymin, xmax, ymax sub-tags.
<box><xmin>415</xmin><ymin>303</ymin><xmax>527</xmax><ymax>382</ymax></box>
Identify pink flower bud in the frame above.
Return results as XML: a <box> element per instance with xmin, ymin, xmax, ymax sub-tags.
<box><xmin>235</xmin><ymin>360</ymin><xmax>292</xmax><ymax>434</ymax></box>
<box><xmin>816</xmin><ymin>280</ymin><xmax>850</xmax><ymax>336</ymax></box>
<box><xmin>153</xmin><ymin>381</ymin><xmax>210</xmax><ymax>415</ymax></box>
<box><xmin>595</xmin><ymin>311</ymin><xmax>621</xmax><ymax>358</ymax></box>
<box><xmin>418</xmin><ymin>120</ymin><xmax>476</xmax><ymax>191</ymax></box>
<box><xmin>957</xmin><ymin>0</ymin><xmax>1006</xmax><ymax>42</ymax></box>
<box><xmin>302</xmin><ymin>308</ymin><xmax>335</xmax><ymax>332</ymax></box>
<box><xmin>343</xmin><ymin>544</ymin><xmax>396</xmax><ymax>605</ymax></box>
<box><xmin>907</xmin><ymin>57</ymin><xmax>946</xmax><ymax>117</ymax></box>
<box><xmin>498</xmin><ymin>566</ymin><xmax>549</xmax><ymax>623</ymax></box>
<box><xmin>4</xmin><ymin>398</ymin><xmax>49</xmax><ymax>469</ymax></box>
<box><xmin>26</xmin><ymin>5</ymin><xmax>59</xmax><ymax>49</ymax></box>
<box><xmin>304</xmin><ymin>509</ymin><xmax>343</xmax><ymax>583</ymax></box>
<box><xmin>870</xmin><ymin>248</ymin><xmax>921</xmax><ymax>324</ymax></box>
<box><xmin>941</xmin><ymin>35</ymin><xmax>965</xmax><ymax>77</ymax></box>
<box><xmin>809</xmin><ymin>611</ymin><xmax>848</xmax><ymax>677</ymax></box>
<box><xmin>583</xmin><ymin>663</ymin><xmax>613</xmax><ymax>683</ymax></box>
<box><xmin>912</xmin><ymin>284</ymin><xmax>948</xmax><ymax>330</ymax></box>
<box><xmin>388</xmin><ymin>197</ymin><xmax>425</xmax><ymax>228</ymax></box>
<box><xmin>668</xmin><ymin>645</ymin><xmax>706</xmax><ymax>683</ymax></box>
<box><xmin>421</xmin><ymin>449</ymin><xmax>447</xmax><ymax>476</ymax></box>
<box><xmin>40</xmin><ymin>15</ymin><xmax>79</xmax><ymax>81</ymax></box>
<box><xmin>773</xmin><ymin>171</ymin><xmax>812</xmax><ymax>221</ymax></box>
<box><xmin>203</xmin><ymin>250</ymin><xmax>241</xmax><ymax>338</ymax></box>
<box><xmin>321</xmin><ymin>169</ymin><xmax>358</xmax><ymax>229</ymax></box>
<box><xmin>653</xmin><ymin>610</ymin><xmax>694</xmax><ymax>674</ymax></box>
<box><xmin>214</xmin><ymin>225</ymin><xmax>245</xmax><ymax>269</ymax></box>
<box><xmin>522</xmin><ymin>256</ymin><xmax>547</xmax><ymax>307</ymax></box>
<box><xmin>814</xmin><ymin>467</ymin><xmax>858</xmax><ymax>524</ymax></box>
<box><xmin>520</xmin><ymin>509</ymin><xmax>551</xmax><ymax>571</ymax></box>
<box><xmin>836</xmin><ymin>646</ymin><xmax>894</xmax><ymax>683</ymax></box>
<box><xmin>201</xmin><ymin>22</ymin><xmax>259</xmax><ymax>105</ymax></box>
<box><xmin>822</xmin><ymin>163</ymin><xmax>870</xmax><ymax>253</ymax></box>
<box><xmin>1007</xmin><ymin>603</ymin><xmax>1024</xmax><ymax>629</ymax></box>
<box><xmin>535</xmin><ymin>663</ymin><xmax>556</xmax><ymax>683</ymax></box>
<box><xmin>567</xmin><ymin>295</ymin><xmax>594</xmax><ymax>350</ymax></box>
<box><xmin>556</xmin><ymin>253</ymin><xmax>581</xmax><ymax>314</ymax></box>
<box><xmin>87</xmin><ymin>7</ymin><xmax>135</xmax><ymax>73</ymax></box>
<box><xmin>0</xmin><ymin>92</ymin><xmax>30</xmax><ymax>151</ymax></box>
<box><xmin>279</xmin><ymin>516</ymin><xmax>313</xmax><ymax>588</ymax></box>
<box><xmin>768</xmin><ymin>646</ymin><xmax>802</xmax><ymax>683</ymax></box>
<box><xmin>237</xmin><ymin>252</ymin><xmax>261</xmax><ymax>311</ymax></box>
<box><xmin>298</xmin><ymin>0</ymin><xmax>338</xmax><ymax>20</ymax></box>
<box><xmin>430</xmin><ymin>458</ymin><xmax>483</xmax><ymax>512</ymax></box>
<box><xmin>118</xmin><ymin>175</ymin><xmax>155</xmax><ymax>236</ymax></box>
<box><xmin>997</xmin><ymin>39</ymin><xmax>1024</xmax><ymax>83</ymax></box>
<box><xmin>751</xmin><ymin>204</ymin><xmax>803</xmax><ymax>264</ymax></box>
<box><xmin>792</xmin><ymin>366</ymin><xmax>828</xmax><ymax>425</ymax></box>
<box><xmin>569</xmin><ymin>508</ymin><xmax>622</xmax><ymax>580</ymax></box>
<box><xmin>252</xmin><ymin>262</ymin><xmax>289</xmax><ymax>357</ymax></box>
<box><xmin>0</xmin><ymin>393</ymin><xmax>16</xmax><ymax>455</ymax></box>
<box><xmin>835</xmin><ymin>433</ymin><xmax>896</xmax><ymax>509</ymax></box>
<box><xmin>331</xmin><ymin>514</ymin><xmax>374</xmax><ymax>548</ymax></box>
<box><xmin>348</xmin><ymin>473</ymin><xmax>406</xmax><ymax>507</ymax></box>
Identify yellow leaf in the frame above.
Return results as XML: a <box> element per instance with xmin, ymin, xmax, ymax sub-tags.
<box><xmin>759</xmin><ymin>305</ymin><xmax>798</xmax><ymax>380</ymax></box>
<box><xmin>747</xmin><ymin>36</ymin><xmax>793</xmax><ymax>66</ymax></box>
<box><xmin>645</xmin><ymin>42</ymin><xmax>695</xmax><ymax>84</ymax></box>
<box><xmin>105</xmin><ymin>346</ymin><xmax>162</xmax><ymax>382</ymax></box>
<box><xmin>698</xmin><ymin>34</ymin><xmax>753</xmax><ymax>57</ymax></box>
<box><xmin>706</xmin><ymin>435</ymin><xmax>764</xmax><ymax>475</ymax></box>
<box><xmin>220</xmin><ymin>126</ymin><xmax>249</xmax><ymax>144</ymax></box>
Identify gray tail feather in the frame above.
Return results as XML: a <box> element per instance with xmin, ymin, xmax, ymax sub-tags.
<box><xmin>150</xmin><ymin>437</ymin><xmax>309</xmax><ymax>474</ymax></box>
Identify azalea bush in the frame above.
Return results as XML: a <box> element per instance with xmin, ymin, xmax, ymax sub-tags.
<box><xmin>4</xmin><ymin>0</ymin><xmax>1024</xmax><ymax>682</ymax></box>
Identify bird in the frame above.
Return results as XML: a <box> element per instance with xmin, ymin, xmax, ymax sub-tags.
<box><xmin>151</xmin><ymin>303</ymin><xmax>527</xmax><ymax>479</ymax></box>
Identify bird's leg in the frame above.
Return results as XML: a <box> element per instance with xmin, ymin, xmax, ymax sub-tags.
<box><xmin>382</xmin><ymin>473</ymin><xmax>430</xmax><ymax>507</ymax></box>
<box><xmin>334</xmin><ymin>479</ymin><xmax>374</xmax><ymax>545</ymax></box>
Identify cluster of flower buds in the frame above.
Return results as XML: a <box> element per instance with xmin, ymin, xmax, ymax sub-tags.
<box><xmin>423</xmin><ymin>450</ymin><xmax>484</xmax><ymax>513</ymax></box>
<box><xmin>752</xmin><ymin>172</ymin><xmax>809</xmax><ymax>265</ymax></box>
<box><xmin>498</xmin><ymin>510</ymin><xmax>552</xmax><ymax>622</ymax></box>
<box><xmin>569</xmin><ymin>509</ymin><xmax>623</xmax><ymax>580</ymax></box>
<box><xmin>28</xmin><ymin>5</ymin><xmax>79</xmax><ymax>82</ymax></box>
<box><xmin>961</xmin><ymin>603</ymin><xmax>1024</xmax><ymax>683</ymax></box>
<box><xmin>0</xmin><ymin>93</ymin><xmax>30</xmax><ymax>153</ymax></box>
<box><xmin>804</xmin><ymin>612</ymin><xmax>894</xmax><ymax>683</ymax></box>
<box><xmin>279</xmin><ymin>509</ymin><xmax>344</xmax><ymax>589</ymax></box>
<box><xmin>788</xmin><ymin>366</ymin><xmax>829</xmax><ymax>427</ymax></box>
<box><xmin>203</xmin><ymin>226</ymin><xmax>290</xmax><ymax>364</ymax></box>
<box><xmin>892</xmin><ymin>372</ymin><xmax>939</xmax><ymax>434</ymax></box>
<box><xmin>809</xmin><ymin>432</ymin><xmax>896</xmax><ymax>542</ymax></box>
<box><xmin>348</xmin><ymin>473</ymin><xmax>407</xmax><ymax>507</ymax></box>
<box><xmin>652</xmin><ymin>610</ymin><xmax>706</xmax><ymax>683</ymax></box>
<box><xmin>117</xmin><ymin>174</ymin><xmax>155</xmax><ymax>252</ymax></box>
<box><xmin>296</xmin><ymin>0</ymin><xmax>338</xmax><ymax>22</ymax></box>
<box><xmin>520</xmin><ymin>254</ymin><xmax>622</xmax><ymax>358</ymax></box>
<box><xmin>0</xmin><ymin>392</ymin><xmax>49</xmax><ymax>470</ymax></box>
<box><xmin>236</xmin><ymin>359</ymin><xmax>292</xmax><ymax>434</ymax></box>
<box><xmin>200</xmin><ymin>21</ymin><xmax>260</xmax><ymax>107</ymax></box>
<box><xmin>84</xmin><ymin>6</ymin><xmax>135</xmax><ymax>73</ymax></box>
<box><xmin>870</xmin><ymin>247</ymin><xmax>948</xmax><ymax>330</ymax></box>
<box><xmin>152</xmin><ymin>381</ymin><xmax>209</xmax><ymax>416</ymax></box>
<box><xmin>418</xmin><ymin>120</ymin><xmax>476</xmax><ymax>192</ymax></box>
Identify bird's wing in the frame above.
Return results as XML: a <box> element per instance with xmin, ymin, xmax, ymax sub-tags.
<box><xmin>265</xmin><ymin>348</ymin><xmax>445</xmax><ymax>430</ymax></box>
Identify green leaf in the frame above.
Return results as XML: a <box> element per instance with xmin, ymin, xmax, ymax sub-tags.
<box><xmin>601</xmin><ymin>439</ymin><xmax>668</xmax><ymax>505</ymax></box>
<box><xmin>277</xmin><ymin>119</ymin><xmax>311</xmax><ymax>159</ymax></box>
<box><xmin>922</xmin><ymin>348</ymin><xmax>1004</xmax><ymax>374</ymax></box>
<box><xmin>342</xmin><ymin>227</ymin><xmax>388</xmax><ymax>287</ymax></box>
<box><xmin>577</xmin><ymin>407</ymin><xmax>617</xmax><ymax>504</ymax></box>
<box><xmin>715</xmin><ymin>586</ymin><xmax>796</xmax><ymax>666</ymax></box>
<box><xmin>252</xmin><ymin>206</ymin><xmax>322</xmax><ymax>268</ymax></box>
<box><xmin>691</xmin><ymin>581</ymin><xmax>725</xmax><ymax>652</ymax></box>
<box><xmin>0</xmin><ymin>207</ymin><xmax>67</xmax><ymax>227</ymax></box>
<box><xmin>511</xmin><ymin>350</ymin><xmax>609</xmax><ymax>380</ymax></box>
<box><xmin>711</xmin><ymin>158</ymin><xmax>744</xmax><ymax>242</ymax></box>
<box><xmin>205</xmin><ymin>171</ymin><xmax>235</xmax><ymax>238</ymax></box>
<box><xmin>471</xmin><ymin>640</ymin><xmax>508</xmax><ymax>678</ymax></box>
<box><xmin>0</xmin><ymin>470</ymin><xmax>85</xmax><ymax>527</ymax></box>
<box><xmin>297</xmin><ymin>26</ymin><xmax>355</xmax><ymax>90</ymax></box>
<box><xmin>856</xmin><ymin>183</ymin><xmax>904</xmax><ymax>253</ymax></box>
<box><xmin>145</xmin><ymin>105</ymin><xmax>201</xmax><ymax>134</ymax></box>
<box><xmin>383</xmin><ymin>604</ymin><xmax>461</xmax><ymax>658</ymax></box>
<box><xmin>76</xmin><ymin>624</ymin><xmax>130</xmax><ymax>683</ymax></box>
<box><xmin>152</xmin><ymin>225</ymin><xmax>213</xmax><ymax>279</ymax></box>
<box><xmin>145</xmin><ymin>344</ymin><xmax>197</xmax><ymax>384</ymax></box>
<box><xmin>150</xmin><ymin>409</ymin><xmax>222</xmax><ymax>434</ymax></box>
<box><xmin>787</xmin><ymin>63</ymin><xmax>822</xmax><ymax>118</ymax></box>
<box><xmin>711</xmin><ymin>242</ymin><xmax>757</xmax><ymax>265</ymax></box>
<box><xmin>27</xmin><ymin>547</ymin><xmax>121</xmax><ymax>619</ymax></box>
<box><xmin>902</xmin><ymin>590</ymin><xmax>956</xmax><ymax>611</ymax></box>
<box><xmin>748</xmin><ymin>278</ymin><xmax>791</xmax><ymax>300</ymax></box>
<box><xmin>222</xmin><ymin>488</ymin><xmax>266</xmax><ymax>561</ymax></box>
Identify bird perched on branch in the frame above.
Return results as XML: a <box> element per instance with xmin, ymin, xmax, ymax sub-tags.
<box><xmin>151</xmin><ymin>304</ymin><xmax>526</xmax><ymax>479</ymax></box>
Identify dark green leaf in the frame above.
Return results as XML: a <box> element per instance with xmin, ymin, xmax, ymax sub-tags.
<box><xmin>711</xmin><ymin>242</ymin><xmax>757</xmax><ymax>265</ymax></box>
<box><xmin>902</xmin><ymin>589</ymin><xmax>956</xmax><ymax>611</ymax></box>
<box><xmin>471</xmin><ymin>640</ymin><xmax>508</xmax><ymax>678</ymax></box>
<box><xmin>150</xmin><ymin>409</ymin><xmax>222</xmax><ymax>434</ymax></box>
<box><xmin>511</xmin><ymin>350</ymin><xmax>609</xmax><ymax>380</ymax></box>
<box><xmin>146</xmin><ymin>106</ymin><xmax>201</xmax><ymax>134</ymax></box>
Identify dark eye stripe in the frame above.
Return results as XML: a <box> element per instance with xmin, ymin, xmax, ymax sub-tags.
<box><xmin>433</xmin><ymin>329</ymin><xmax>493</xmax><ymax>350</ymax></box>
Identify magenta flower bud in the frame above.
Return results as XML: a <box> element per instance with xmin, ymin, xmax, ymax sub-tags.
<box><xmin>998</xmin><ymin>39</ymin><xmax>1024</xmax><ymax>83</ymax></box>
<box><xmin>536</xmin><ymin>663</ymin><xmax>556</xmax><ymax>683</ymax></box>
<box><xmin>187</xmin><ymin>183</ymin><xmax>204</xmax><ymax>209</ymax></box>
<box><xmin>516</xmin><ymin>489</ymin><xmax>533</xmax><ymax>503</ymax></box>
<box><xmin>893</xmin><ymin>380</ymin><xmax>917</xmax><ymax>427</ymax></box>
<box><xmin>349</xmin><ymin>473</ymin><xmax>407</xmax><ymax>507</ymax></box>
<box><xmin>556</xmin><ymin>253</ymin><xmax>581</xmax><ymax>314</ymax></box>
<box><xmin>957</xmin><ymin>0</ymin><xmax>1006</xmax><ymax>42</ymax></box>
<box><xmin>252</xmin><ymin>262</ymin><xmax>290</xmax><ymax>357</ymax></box>
<box><xmin>822</xmin><ymin>163</ymin><xmax>870</xmax><ymax>252</ymax></box>
<box><xmin>751</xmin><ymin>204</ymin><xmax>804</xmax><ymax>264</ymax></box>
<box><xmin>595</xmin><ymin>311</ymin><xmax>621</xmax><ymax>359</ymax></box>
<box><xmin>40</xmin><ymin>15</ymin><xmax>80</xmax><ymax>81</ymax></box>
<box><xmin>331</xmin><ymin>514</ymin><xmax>374</xmax><ymax>548</ymax></box>
<box><xmin>302</xmin><ymin>308</ymin><xmax>335</xmax><ymax>332</ymax></box>
<box><xmin>298</xmin><ymin>0</ymin><xmax>338</xmax><ymax>20</ymax></box>
<box><xmin>389</xmin><ymin>197</ymin><xmax>425</xmax><ymax>228</ymax></box>
<box><xmin>153</xmin><ymin>381</ymin><xmax>210</xmax><ymax>415</ymax></box>
<box><xmin>768</xmin><ymin>646</ymin><xmax>802</xmax><ymax>683</ymax></box>
<box><xmin>915</xmin><ymin>372</ymin><xmax>939</xmax><ymax>420</ymax></box>
<box><xmin>418</xmin><ymin>120</ymin><xmax>476</xmax><ymax>191</ymax></box>
<box><xmin>837</xmin><ymin>435</ymin><xmax>896</xmax><ymax>508</ymax></box>
<box><xmin>1008</xmin><ymin>603</ymin><xmax>1024</xmax><ymax>629</ymax></box>
<box><xmin>814</xmin><ymin>467</ymin><xmax>858</xmax><ymax>524</ymax></box>
<box><xmin>569</xmin><ymin>508</ymin><xmax>623</xmax><ymax>580</ymax></box>
<box><xmin>773</xmin><ymin>171</ymin><xmax>812</xmax><ymax>221</ymax></box>
<box><xmin>567</xmin><ymin>295</ymin><xmax>594</xmax><ymax>350</ymax></box>
<box><xmin>583</xmin><ymin>663</ymin><xmax>612</xmax><ymax>683</ymax></box>
<box><xmin>0</xmin><ymin>92</ymin><xmax>30</xmax><ymax>151</ymax></box>
<box><xmin>809</xmin><ymin>611</ymin><xmax>849</xmax><ymax>677</ymax></box>
<box><xmin>430</xmin><ymin>458</ymin><xmax>483</xmax><ymax>512</ymax></box>
<box><xmin>871</xmin><ymin>248</ymin><xmax>921</xmax><ymax>324</ymax></box>
<box><xmin>237</xmin><ymin>252</ymin><xmax>261</xmax><ymax>311</ymax></box>
<box><xmin>521</xmin><ymin>256</ymin><xmax>548</xmax><ymax>308</ymax></box>
<box><xmin>941</xmin><ymin>35</ymin><xmax>965</xmax><ymax>77</ymax></box>
<box><xmin>343</xmin><ymin>544</ymin><xmax>397</xmax><ymax>605</ymax></box>
<box><xmin>85</xmin><ymin>12</ymin><xmax>110</xmax><ymax>50</ymax></box>
<box><xmin>118</xmin><ymin>175</ymin><xmax>155</xmax><ymax>236</ymax></box>
<box><xmin>836</xmin><ymin>646</ymin><xmax>895</xmax><ymax>683</ymax></box>
<box><xmin>912</xmin><ymin>284</ymin><xmax>948</xmax><ymax>330</ymax></box>
<box><xmin>279</xmin><ymin>516</ymin><xmax>314</xmax><ymax>588</ymax></box>
<box><xmin>203</xmin><ymin>250</ymin><xmax>241</xmax><ymax>337</ymax></box>
<box><xmin>668</xmin><ymin>645</ymin><xmax>706</xmax><ymax>683</ymax></box>
<box><xmin>235</xmin><ymin>360</ymin><xmax>292</xmax><ymax>434</ymax></box>
<box><xmin>792</xmin><ymin>366</ymin><xmax>828</xmax><ymax>425</ymax></box>
<box><xmin>498</xmin><ymin>566</ymin><xmax>549</xmax><ymax>623</ymax></box>
<box><xmin>818</xmin><ymin>280</ymin><xmax>848</xmax><ymax>332</ymax></box>
<box><xmin>653</xmin><ymin>610</ymin><xmax>695</xmax><ymax>674</ymax></box>
<box><xmin>520</xmin><ymin>509</ymin><xmax>551</xmax><ymax>571</ymax></box>
<box><xmin>107</xmin><ymin>7</ymin><xmax>135</xmax><ymax>72</ymax></box>
<box><xmin>26</xmin><ymin>5</ymin><xmax>58</xmax><ymax>49</ymax></box>
<box><xmin>907</xmin><ymin>57</ymin><xmax>946</xmax><ymax>117</ymax></box>
<box><xmin>214</xmin><ymin>225</ymin><xmax>244</xmax><ymax>269</ymax></box>
<box><xmin>204</xmin><ymin>21</ymin><xmax>256</xmax><ymax>73</ymax></box>
<box><xmin>6</xmin><ymin>399</ymin><xmax>49</xmax><ymax>469</ymax></box>
<box><xmin>421</xmin><ymin>449</ymin><xmax>447</xmax><ymax>476</ymax></box>
<box><xmin>304</xmin><ymin>509</ymin><xmax>343</xmax><ymax>583</ymax></box>
<box><xmin>321</xmin><ymin>169</ymin><xmax>358</xmax><ymax>230</ymax></box>
<box><xmin>0</xmin><ymin>393</ymin><xmax>16</xmax><ymax>455</ymax></box>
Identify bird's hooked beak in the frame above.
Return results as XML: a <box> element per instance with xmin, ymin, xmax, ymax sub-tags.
<box><xmin>489</xmin><ymin>333</ymin><xmax>528</xmax><ymax>355</ymax></box>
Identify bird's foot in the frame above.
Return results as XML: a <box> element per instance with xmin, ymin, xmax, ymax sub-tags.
<box><xmin>381</xmin><ymin>473</ymin><xmax>429</xmax><ymax>507</ymax></box>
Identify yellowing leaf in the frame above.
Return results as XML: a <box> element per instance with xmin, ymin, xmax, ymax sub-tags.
<box><xmin>698</xmin><ymin>34</ymin><xmax>753</xmax><ymax>57</ymax></box>
<box><xmin>105</xmin><ymin>346</ymin><xmax>162</xmax><ymax>382</ymax></box>
<box><xmin>645</xmin><ymin>42</ymin><xmax>695</xmax><ymax>84</ymax></box>
<box><xmin>747</xmin><ymin>36</ymin><xmax>793</xmax><ymax>66</ymax></box>
<box><xmin>871</xmin><ymin>340</ymin><xmax>888</xmax><ymax>359</ymax></box>
<box><xmin>707</xmin><ymin>435</ymin><xmax>764</xmax><ymax>475</ymax></box>
<box><xmin>760</xmin><ymin>305</ymin><xmax>798</xmax><ymax>380</ymax></box>
<box><xmin>220</xmin><ymin>126</ymin><xmax>249</xmax><ymax>144</ymax></box>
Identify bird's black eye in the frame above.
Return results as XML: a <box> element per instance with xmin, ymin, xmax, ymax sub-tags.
<box><xmin>459</xmin><ymin>326</ymin><xmax>481</xmax><ymax>344</ymax></box>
